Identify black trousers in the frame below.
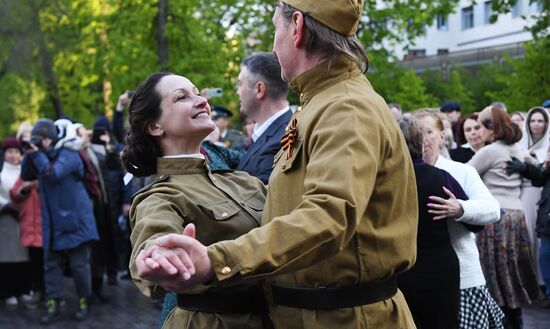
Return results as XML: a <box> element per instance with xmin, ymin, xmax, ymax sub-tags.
<box><xmin>401</xmin><ymin>287</ymin><xmax>460</xmax><ymax>329</ymax></box>
<box><xmin>28</xmin><ymin>247</ymin><xmax>44</xmax><ymax>292</ymax></box>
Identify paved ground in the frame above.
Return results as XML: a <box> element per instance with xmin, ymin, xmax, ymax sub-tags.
<box><xmin>1</xmin><ymin>277</ymin><xmax>549</xmax><ymax>328</ymax></box>
<box><xmin>0</xmin><ymin>277</ymin><xmax>160</xmax><ymax>329</ymax></box>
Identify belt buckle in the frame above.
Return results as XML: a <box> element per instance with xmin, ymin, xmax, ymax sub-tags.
<box><xmin>316</xmin><ymin>286</ymin><xmax>331</xmax><ymax>310</ymax></box>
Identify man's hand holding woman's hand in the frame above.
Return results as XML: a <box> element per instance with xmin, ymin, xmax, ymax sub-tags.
<box><xmin>135</xmin><ymin>224</ymin><xmax>214</xmax><ymax>292</ymax></box>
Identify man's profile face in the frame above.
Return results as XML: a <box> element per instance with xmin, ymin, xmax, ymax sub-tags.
<box><xmin>272</xmin><ymin>4</ymin><xmax>293</xmax><ymax>82</ymax></box>
<box><xmin>236</xmin><ymin>66</ymin><xmax>254</xmax><ymax>116</ymax></box>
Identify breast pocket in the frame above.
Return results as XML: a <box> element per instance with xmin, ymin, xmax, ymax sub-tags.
<box><xmin>196</xmin><ymin>200</ymin><xmax>241</xmax><ymax>221</ymax></box>
<box><xmin>241</xmin><ymin>190</ymin><xmax>265</xmax><ymax>212</ymax></box>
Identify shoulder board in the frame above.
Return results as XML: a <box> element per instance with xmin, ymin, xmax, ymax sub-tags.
<box><xmin>131</xmin><ymin>175</ymin><xmax>171</xmax><ymax>199</ymax></box>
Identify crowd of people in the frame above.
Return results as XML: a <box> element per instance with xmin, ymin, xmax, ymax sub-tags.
<box><xmin>2</xmin><ymin>1</ymin><xmax>550</xmax><ymax>329</ymax></box>
<box><xmin>0</xmin><ymin>51</ymin><xmax>293</xmax><ymax>326</ymax></box>
<box><xmin>393</xmin><ymin>102</ymin><xmax>550</xmax><ymax>329</ymax></box>
<box><xmin>0</xmin><ymin>104</ymin><xmax>135</xmax><ymax>323</ymax></box>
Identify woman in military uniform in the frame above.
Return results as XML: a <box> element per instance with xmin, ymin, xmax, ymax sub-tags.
<box><xmin>122</xmin><ymin>72</ymin><xmax>269</xmax><ymax>329</ymax></box>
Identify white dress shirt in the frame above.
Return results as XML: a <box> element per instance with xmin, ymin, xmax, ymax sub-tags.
<box><xmin>252</xmin><ymin>107</ymin><xmax>290</xmax><ymax>142</ymax></box>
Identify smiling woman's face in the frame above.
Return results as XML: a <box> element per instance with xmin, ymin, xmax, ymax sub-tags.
<box><xmin>153</xmin><ymin>75</ymin><xmax>216</xmax><ymax>141</ymax></box>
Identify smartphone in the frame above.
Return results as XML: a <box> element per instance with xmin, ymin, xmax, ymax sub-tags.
<box><xmin>91</xmin><ymin>128</ymin><xmax>108</xmax><ymax>145</ymax></box>
<box><xmin>204</xmin><ymin>88</ymin><xmax>223</xmax><ymax>98</ymax></box>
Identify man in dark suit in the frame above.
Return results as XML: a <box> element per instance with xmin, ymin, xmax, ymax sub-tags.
<box><xmin>236</xmin><ymin>52</ymin><xmax>291</xmax><ymax>184</ymax></box>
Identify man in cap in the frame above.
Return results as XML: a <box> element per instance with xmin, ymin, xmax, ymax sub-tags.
<box><xmin>137</xmin><ymin>1</ymin><xmax>418</xmax><ymax>328</ymax></box>
<box><xmin>440</xmin><ymin>101</ymin><xmax>461</xmax><ymax>124</ymax></box>
<box><xmin>211</xmin><ymin>105</ymin><xmax>246</xmax><ymax>149</ymax></box>
<box><xmin>236</xmin><ymin>52</ymin><xmax>292</xmax><ymax>184</ymax></box>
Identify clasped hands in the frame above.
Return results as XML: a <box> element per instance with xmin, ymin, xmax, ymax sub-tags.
<box><xmin>135</xmin><ymin>224</ymin><xmax>214</xmax><ymax>292</ymax></box>
<box><xmin>427</xmin><ymin>186</ymin><xmax>464</xmax><ymax>220</ymax></box>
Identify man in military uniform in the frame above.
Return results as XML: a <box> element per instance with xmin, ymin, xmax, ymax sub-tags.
<box><xmin>138</xmin><ymin>1</ymin><xmax>418</xmax><ymax>328</ymax></box>
<box><xmin>211</xmin><ymin>105</ymin><xmax>246</xmax><ymax>149</ymax></box>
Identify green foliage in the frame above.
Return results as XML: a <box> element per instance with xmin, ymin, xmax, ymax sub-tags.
<box><xmin>0</xmin><ymin>0</ymin><xmax>460</xmax><ymax>138</ymax></box>
<box><xmin>0</xmin><ymin>0</ymin><xmax>547</xmax><ymax>140</ymax></box>
<box><xmin>487</xmin><ymin>38</ymin><xmax>550</xmax><ymax>111</ymax></box>
<box><xmin>390</xmin><ymin>70</ymin><xmax>439</xmax><ymax>112</ymax></box>
<box><xmin>442</xmin><ymin>69</ymin><xmax>475</xmax><ymax>114</ymax></box>
<box><xmin>465</xmin><ymin>62</ymin><xmax>513</xmax><ymax>111</ymax></box>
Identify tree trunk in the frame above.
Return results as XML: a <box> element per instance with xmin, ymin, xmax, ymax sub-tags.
<box><xmin>157</xmin><ymin>0</ymin><xmax>169</xmax><ymax>70</ymax></box>
<box><xmin>32</xmin><ymin>1</ymin><xmax>63</xmax><ymax>118</ymax></box>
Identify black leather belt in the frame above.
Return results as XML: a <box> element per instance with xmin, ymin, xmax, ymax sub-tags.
<box><xmin>271</xmin><ymin>276</ymin><xmax>398</xmax><ymax>310</ymax></box>
<box><xmin>176</xmin><ymin>291</ymin><xmax>268</xmax><ymax>314</ymax></box>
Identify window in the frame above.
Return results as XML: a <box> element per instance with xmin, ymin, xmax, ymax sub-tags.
<box><xmin>409</xmin><ymin>49</ymin><xmax>426</xmax><ymax>57</ymax></box>
<box><xmin>484</xmin><ymin>1</ymin><xmax>493</xmax><ymax>24</ymax></box>
<box><xmin>462</xmin><ymin>6</ymin><xmax>474</xmax><ymax>30</ymax></box>
<box><xmin>436</xmin><ymin>14</ymin><xmax>449</xmax><ymax>31</ymax></box>
<box><xmin>437</xmin><ymin>49</ymin><xmax>449</xmax><ymax>55</ymax></box>
<box><xmin>404</xmin><ymin>49</ymin><xmax>427</xmax><ymax>60</ymax></box>
<box><xmin>512</xmin><ymin>0</ymin><xmax>523</xmax><ymax>18</ymax></box>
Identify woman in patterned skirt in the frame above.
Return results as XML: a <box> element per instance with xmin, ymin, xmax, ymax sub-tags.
<box><xmin>468</xmin><ymin>106</ymin><xmax>543</xmax><ymax>329</ymax></box>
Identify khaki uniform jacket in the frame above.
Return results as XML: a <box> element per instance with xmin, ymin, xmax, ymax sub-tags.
<box><xmin>207</xmin><ymin>57</ymin><xmax>419</xmax><ymax>329</ymax></box>
<box><xmin>129</xmin><ymin>157</ymin><xmax>268</xmax><ymax>329</ymax></box>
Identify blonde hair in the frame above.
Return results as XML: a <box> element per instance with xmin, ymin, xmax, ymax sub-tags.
<box><xmin>413</xmin><ymin>108</ymin><xmax>445</xmax><ymax>132</ymax></box>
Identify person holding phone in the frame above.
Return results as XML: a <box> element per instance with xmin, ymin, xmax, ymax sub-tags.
<box><xmin>113</xmin><ymin>90</ymin><xmax>134</xmax><ymax>144</ymax></box>
<box><xmin>21</xmin><ymin>118</ymin><xmax>98</xmax><ymax>324</ymax></box>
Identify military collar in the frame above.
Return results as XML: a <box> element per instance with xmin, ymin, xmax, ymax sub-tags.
<box><xmin>289</xmin><ymin>55</ymin><xmax>362</xmax><ymax>106</ymax></box>
<box><xmin>156</xmin><ymin>157</ymin><xmax>208</xmax><ymax>175</ymax></box>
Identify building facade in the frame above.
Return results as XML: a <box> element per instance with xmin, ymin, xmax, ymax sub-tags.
<box><xmin>396</xmin><ymin>0</ymin><xmax>542</xmax><ymax>72</ymax></box>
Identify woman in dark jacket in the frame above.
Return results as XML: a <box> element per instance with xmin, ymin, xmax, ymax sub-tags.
<box><xmin>397</xmin><ymin>116</ymin><xmax>468</xmax><ymax>329</ymax></box>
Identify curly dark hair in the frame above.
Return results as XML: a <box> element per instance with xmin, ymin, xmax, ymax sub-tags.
<box><xmin>121</xmin><ymin>72</ymin><xmax>173</xmax><ymax>177</ymax></box>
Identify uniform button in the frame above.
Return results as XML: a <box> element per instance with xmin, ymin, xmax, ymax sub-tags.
<box><xmin>282</xmin><ymin>164</ymin><xmax>286</xmax><ymax>170</ymax></box>
<box><xmin>221</xmin><ymin>212</ymin><xmax>229</xmax><ymax>218</ymax></box>
<box><xmin>297</xmin><ymin>106</ymin><xmax>302</xmax><ymax>112</ymax></box>
<box><xmin>221</xmin><ymin>266</ymin><xmax>231</xmax><ymax>275</ymax></box>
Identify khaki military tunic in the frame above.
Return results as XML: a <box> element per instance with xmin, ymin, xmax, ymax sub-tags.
<box><xmin>207</xmin><ymin>57</ymin><xmax>419</xmax><ymax>329</ymax></box>
<box><xmin>129</xmin><ymin>157</ymin><xmax>268</xmax><ymax>329</ymax></box>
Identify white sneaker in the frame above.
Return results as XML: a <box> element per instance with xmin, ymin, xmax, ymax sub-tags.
<box><xmin>21</xmin><ymin>291</ymin><xmax>41</xmax><ymax>304</ymax></box>
<box><xmin>22</xmin><ymin>291</ymin><xmax>42</xmax><ymax>309</ymax></box>
<box><xmin>5</xmin><ymin>296</ymin><xmax>19</xmax><ymax>308</ymax></box>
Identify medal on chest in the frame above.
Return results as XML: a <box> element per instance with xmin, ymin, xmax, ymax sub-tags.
<box><xmin>281</xmin><ymin>118</ymin><xmax>298</xmax><ymax>160</ymax></box>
